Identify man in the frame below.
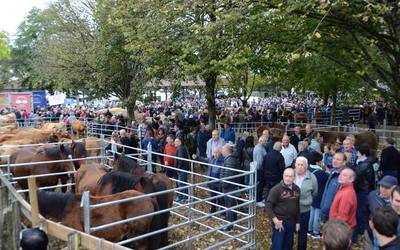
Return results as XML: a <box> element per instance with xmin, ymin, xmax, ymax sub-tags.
<box><xmin>353</xmin><ymin>145</ymin><xmax>375</xmax><ymax>243</ymax></box>
<box><xmin>265</xmin><ymin>168</ymin><xmax>300</xmax><ymax>250</ymax></box>
<box><xmin>297</xmin><ymin>141</ymin><xmax>313</xmax><ymax>164</ymax></box>
<box><xmin>294</xmin><ymin>156</ymin><xmax>318</xmax><ymax>250</ymax></box>
<box><xmin>320</xmin><ymin>152</ymin><xmax>346</xmax><ymax>220</ymax></box>
<box><xmin>206</xmin><ymin>130</ymin><xmax>225</xmax><ymax>161</ymax></box>
<box><xmin>290</xmin><ymin>126</ymin><xmax>305</xmax><ymax>150</ymax></box>
<box><xmin>220</xmin><ymin>144</ymin><xmax>241</xmax><ymax>231</ymax></box>
<box><xmin>380</xmin><ymin>138</ymin><xmax>400</xmax><ymax>181</ymax></box>
<box><xmin>340</xmin><ymin>139</ymin><xmax>358</xmax><ymax>167</ymax></box>
<box><xmin>321</xmin><ymin>219</ymin><xmax>352</xmax><ymax>250</ymax></box>
<box><xmin>196</xmin><ymin>124</ymin><xmax>211</xmax><ymax>159</ymax></box>
<box><xmin>365</xmin><ymin>175</ymin><xmax>398</xmax><ymax>249</ymax></box>
<box><xmin>263</xmin><ymin>142</ymin><xmax>285</xmax><ymax>200</ymax></box>
<box><xmin>281</xmin><ymin>135</ymin><xmax>297</xmax><ymax>168</ymax></box>
<box><xmin>329</xmin><ymin>168</ymin><xmax>357</xmax><ymax>230</ymax></box>
<box><xmin>253</xmin><ymin>135</ymin><xmax>268</xmax><ymax>207</ymax></box>
<box><xmin>174</xmin><ymin>137</ymin><xmax>190</xmax><ymax>202</ymax></box>
<box><xmin>390</xmin><ymin>186</ymin><xmax>400</xmax><ymax>237</ymax></box>
<box><xmin>221</xmin><ymin>122</ymin><xmax>235</xmax><ymax>144</ymax></box>
<box><xmin>119</xmin><ymin>129</ymin><xmax>138</xmax><ymax>156</ymax></box>
<box><xmin>262</xmin><ymin>129</ymin><xmax>274</xmax><ymax>153</ymax></box>
<box><xmin>369</xmin><ymin>207</ymin><xmax>400</xmax><ymax>250</ymax></box>
<box><xmin>305</xmin><ymin>124</ymin><xmax>313</xmax><ymax>141</ymax></box>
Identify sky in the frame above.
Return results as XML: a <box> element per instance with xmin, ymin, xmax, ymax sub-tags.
<box><xmin>0</xmin><ymin>0</ymin><xmax>53</xmax><ymax>39</ymax></box>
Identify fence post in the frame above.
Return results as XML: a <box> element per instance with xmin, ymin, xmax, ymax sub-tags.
<box><xmin>81</xmin><ymin>191</ymin><xmax>91</xmax><ymax>234</ymax></box>
<box><xmin>186</xmin><ymin>161</ymin><xmax>194</xmax><ymax>250</ymax></box>
<box><xmin>147</xmin><ymin>142</ymin><xmax>153</xmax><ymax>173</ymax></box>
<box><xmin>6</xmin><ymin>155</ymin><xmax>11</xmax><ymax>181</ymax></box>
<box><xmin>67</xmin><ymin>231</ymin><xmax>81</xmax><ymax>250</ymax></box>
<box><xmin>28</xmin><ymin>177</ymin><xmax>40</xmax><ymax>227</ymax></box>
<box><xmin>248</xmin><ymin>162</ymin><xmax>257</xmax><ymax>246</ymax></box>
<box><xmin>100</xmin><ymin>134</ymin><xmax>105</xmax><ymax>165</ymax></box>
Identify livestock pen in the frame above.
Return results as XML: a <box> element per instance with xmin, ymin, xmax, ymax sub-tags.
<box><xmin>0</xmin><ymin>136</ymin><xmax>257</xmax><ymax>249</ymax></box>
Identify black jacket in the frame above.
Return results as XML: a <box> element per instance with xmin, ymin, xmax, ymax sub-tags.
<box><xmin>220</xmin><ymin>154</ymin><xmax>241</xmax><ymax>190</ymax></box>
<box><xmin>353</xmin><ymin>157</ymin><xmax>375</xmax><ymax>193</ymax></box>
<box><xmin>263</xmin><ymin>150</ymin><xmax>285</xmax><ymax>182</ymax></box>
<box><xmin>290</xmin><ymin>133</ymin><xmax>305</xmax><ymax>151</ymax></box>
<box><xmin>380</xmin><ymin>146</ymin><xmax>400</xmax><ymax>171</ymax></box>
<box><xmin>175</xmin><ymin>145</ymin><xmax>190</xmax><ymax>171</ymax></box>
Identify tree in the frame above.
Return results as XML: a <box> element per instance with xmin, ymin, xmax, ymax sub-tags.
<box><xmin>268</xmin><ymin>1</ymin><xmax>400</xmax><ymax>105</ymax></box>
<box><xmin>0</xmin><ymin>32</ymin><xmax>12</xmax><ymax>89</ymax></box>
<box><xmin>0</xmin><ymin>32</ymin><xmax>10</xmax><ymax>60</ymax></box>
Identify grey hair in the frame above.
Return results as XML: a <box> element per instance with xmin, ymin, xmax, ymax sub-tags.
<box><xmin>296</xmin><ymin>156</ymin><xmax>309</xmax><ymax>167</ymax></box>
<box><xmin>298</xmin><ymin>141</ymin><xmax>307</xmax><ymax>149</ymax></box>
<box><xmin>273</xmin><ymin>142</ymin><xmax>282</xmax><ymax>151</ymax></box>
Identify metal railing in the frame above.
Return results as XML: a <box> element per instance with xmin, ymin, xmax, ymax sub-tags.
<box><xmin>0</xmin><ymin>137</ymin><xmax>257</xmax><ymax>249</ymax></box>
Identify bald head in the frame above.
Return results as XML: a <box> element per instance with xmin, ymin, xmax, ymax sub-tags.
<box><xmin>283</xmin><ymin>168</ymin><xmax>295</xmax><ymax>187</ymax></box>
<box><xmin>338</xmin><ymin>168</ymin><xmax>356</xmax><ymax>184</ymax></box>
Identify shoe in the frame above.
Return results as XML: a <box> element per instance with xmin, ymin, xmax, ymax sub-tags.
<box><xmin>307</xmin><ymin>231</ymin><xmax>312</xmax><ymax>237</ymax></box>
<box><xmin>256</xmin><ymin>202</ymin><xmax>265</xmax><ymax>208</ymax></box>
<box><xmin>311</xmin><ymin>234</ymin><xmax>321</xmax><ymax>240</ymax></box>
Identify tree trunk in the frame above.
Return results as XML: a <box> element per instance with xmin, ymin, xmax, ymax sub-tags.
<box><xmin>126</xmin><ymin>98</ymin><xmax>136</xmax><ymax>125</ymax></box>
<box><xmin>205</xmin><ymin>74</ymin><xmax>217</xmax><ymax>130</ymax></box>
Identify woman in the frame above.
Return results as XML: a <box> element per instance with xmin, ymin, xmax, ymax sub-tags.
<box><xmin>163</xmin><ymin>134</ymin><xmax>176</xmax><ymax>177</ymax></box>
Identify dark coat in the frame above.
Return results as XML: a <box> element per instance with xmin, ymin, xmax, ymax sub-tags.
<box><xmin>263</xmin><ymin>150</ymin><xmax>285</xmax><ymax>182</ymax></box>
<box><xmin>353</xmin><ymin>157</ymin><xmax>375</xmax><ymax>193</ymax></box>
<box><xmin>220</xmin><ymin>154</ymin><xmax>241</xmax><ymax>190</ymax></box>
<box><xmin>175</xmin><ymin>145</ymin><xmax>190</xmax><ymax>171</ymax></box>
<box><xmin>380</xmin><ymin>146</ymin><xmax>400</xmax><ymax>172</ymax></box>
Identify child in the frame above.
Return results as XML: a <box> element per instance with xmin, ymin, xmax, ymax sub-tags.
<box><xmin>323</xmin><ymin>143</ymin><xmax>334</xmax><ymax>169</ymax></box>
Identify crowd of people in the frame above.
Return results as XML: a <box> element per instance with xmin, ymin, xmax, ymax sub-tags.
<box><xmin>3</xmin><ymin>95</ymin><xmax>400</xmax><ymax>249</ymax></box>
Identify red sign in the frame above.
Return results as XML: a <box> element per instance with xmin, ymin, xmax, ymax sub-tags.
<box><xmin>10</xmin><ymin>93</ymin><xmax>32</xmax><ymax>113</ymax></box>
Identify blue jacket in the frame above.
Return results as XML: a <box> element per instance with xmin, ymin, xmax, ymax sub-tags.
<box><xmin>320</xmin><ymin>168</ymin><xmax>343</xmax><ymax>218</ymax></box>
<box><xmin>309</xmin><ymin>165</ymin><xmax>329</xmax><ymax>209</ymax></box>
<box><xmin>221</xmin><ymin>127</ymin><xmax>235</xmax><ymax>144</ymax></box>
<box><xmin>207</xmin><ymin>157</ymin><xmax>224</xmax><ymax>190</ymax></box>
<box><xmin>142</xmin><ymin>137</ymin><xmax>158</xmax><ymax>152</ymax></box>
<box><xmin>264</xmin><ymin>138</ymin><xmax>273</xmax><ymax>154</ymax></box>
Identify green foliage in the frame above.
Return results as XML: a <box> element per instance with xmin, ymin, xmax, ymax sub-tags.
<box><xmin>0</xmin><ymin>32</ymin><xmax>10</xmax><ymax>59</ymax></box>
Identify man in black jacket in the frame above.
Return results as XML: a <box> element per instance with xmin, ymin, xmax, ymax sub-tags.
<box><xmin>174</xmin><ymin>137</ymin><xmax>190</xmax><ymax>202</ymax></box>
<box><xmin>380</xmin><ymin>138</ymin><xmax>400</xmax><ymax>182</ymax></box>
<box><xmin>220</xmin><ymin>144</ymin><xmax>241</xmax><ymax>231</ymax></box>
<box><xmin>352</xmin><ymin>145</ymin><xmax>375</xmax><ymax>243</ymax></box>
<box><xmin>263</xmin><ymin>142</ymin><xmax>285</xmax><ymax>199</ymax></box>
<box><xmin>290</xmin><ymin>126</ymin><xmax>305</xmax><ymax>150</ymax></box>
<box><xmin>265</xmin><ymin>168</ymin><xmax>300</xmax><ymax>250</ymax></box>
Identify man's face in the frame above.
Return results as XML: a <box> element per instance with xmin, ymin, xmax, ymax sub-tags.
<box><xmin>332</xmin><ymin>153</ymin><xmax>345</xmax><ymax>169</ymax></box>
<box><xmin>294</xmin><ymin>127</ymin><xmax>300</xmax><ymax>134</ymax></box>
<box><xmin>295</xmin><ymin>159</ymin><xmax>308</xmax><ymax>176</ymax></box>
<box><xmin>343</xmin><ymin>140</ymin><xmax>352</xmax><ymax>152</ymax></box>
<box><xmin>306</xmin><ymin>126</ymin><xmax>312</xmax><ymax>134</ymax></box>
<box><xmin>338</xmin><ymin>169</ymin><xmax>353</xmax><ymax>184</ymax></box>
<box><xmin>174</xmin><ymin>139</ymin><xmax>181</xmax><ymax>147</ymax></box>
<box><xmin>283</xmin><ymin>169</ymin><xmax>295</xmax><ymax>186</ymax></box>
<box><xmin>379</xmin><ymin>185</ymin><xmax>393</xmax><ymax>199</ymax></box>
<box><xmin>282</xmin><ymin>137</ymin><xmax>289</xmax><ymax>147</ymax></box>
<box><xmin>391</xmin><ymin>191</ymin><xmax>400</xmax><ymax>215</ymax></box>
<box><xmin>212</xmin><ymin>131</ymin><xmax>219</xmax><ymax>141</ymax></box>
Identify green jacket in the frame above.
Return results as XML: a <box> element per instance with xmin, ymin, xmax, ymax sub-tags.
<box><xmin>297</xmin><ymin>170</ymin><xmax>318</xmax><ymax>213</ymax></box>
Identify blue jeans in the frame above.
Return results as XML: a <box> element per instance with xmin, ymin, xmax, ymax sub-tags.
<box><xmin>352</xmin><ymin>191</ymin><xmax>368</xmax><ymax>243</ymax></box>
<box><xmin>298</xmin><ymin>211</ymin><xmax>310</xmax><ymax>250</ymax></box>
<box><xmin>177</xmin><ymin>172</ymin><xmax>188</xmax><ymax>200</ymax></box>
<box><xmin>308</xmin><ymin>206</ymin><xmax>321</xmax><ymax>235</ymax></box>
<box><xmin>271</xmin><ymin>221</ymin><xmax>295</xmax><ymax>250</ymax></box>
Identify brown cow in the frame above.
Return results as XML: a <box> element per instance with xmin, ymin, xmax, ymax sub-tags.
<box><xmin>71</xmin><ymin>120</ymin><xmax>87</xmax><ymax>138</ymax></box>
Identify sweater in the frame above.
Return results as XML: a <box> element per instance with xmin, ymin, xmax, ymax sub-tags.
<box><xmin>163</xmin><ymin>143</ymin><xmax>176</xmax><ymax>166</ymax></box>
<box><xmin>329</xmin><ymin>183</ymin><xmax>357</xmax><ymax>230</ymax></box>
<box><xmin>265</xmin><ymin>181</ymin><xmax>300</xmax><ymax>224</ymax></box>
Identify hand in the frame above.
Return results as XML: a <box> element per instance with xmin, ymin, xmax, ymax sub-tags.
<box><xmin>296</xmin><ymin>223</ymin><xmax>300</xmax><ymax>232</ymax></box>
<box><xmin>272</xmin><ymin>217</ymin><xmax>284</xmax><ymax>232</ymax></box>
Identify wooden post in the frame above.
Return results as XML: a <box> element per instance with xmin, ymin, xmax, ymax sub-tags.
<box><xmin>68</xmin><ymin>231</ymin><xmax>81</xmax><ymax>250</ymax></box>
<box><xmin>28</xmin><ymin>176</ymin><xmax>40</xmax><ymax>227</ymax></box>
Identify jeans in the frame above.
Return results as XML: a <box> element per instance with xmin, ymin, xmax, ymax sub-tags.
<box><xmin>271</xmin><ymin>221</ymin><xmax>295</xmax><ymax>250</ymax></box>
<box><xmin>177</xmin><ymin>172</ymin><xmax>188</xmax><ymax>200</ymax></box>
<box><xmin>223</xmin><ymin>188</ymin><xmax>238</xmax><ymax>223</ymax></box>
<box><xmin>298</xmin><ymin>211</ymin><xmax>310</xmax><ymax>250</ymax></box>
<box><xmin>352</xmin><ymin>191</ymin><xmax>368</xmax><ymax>243</ymax></box>
<box><xmin>308</xmin><ymin>206</ymin><xmax>321</xmax><ymax>235</ymax></box>
<box><xmin>256</xmin><ymin>169</ymin><xmax>265</xmax><ymax>202</ymax></box>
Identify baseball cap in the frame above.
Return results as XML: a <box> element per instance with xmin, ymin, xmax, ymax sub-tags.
<box><xmin>378</xmin><ymin>175</ymin><xmax>398</xmax><ymax>188</ymax></box>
